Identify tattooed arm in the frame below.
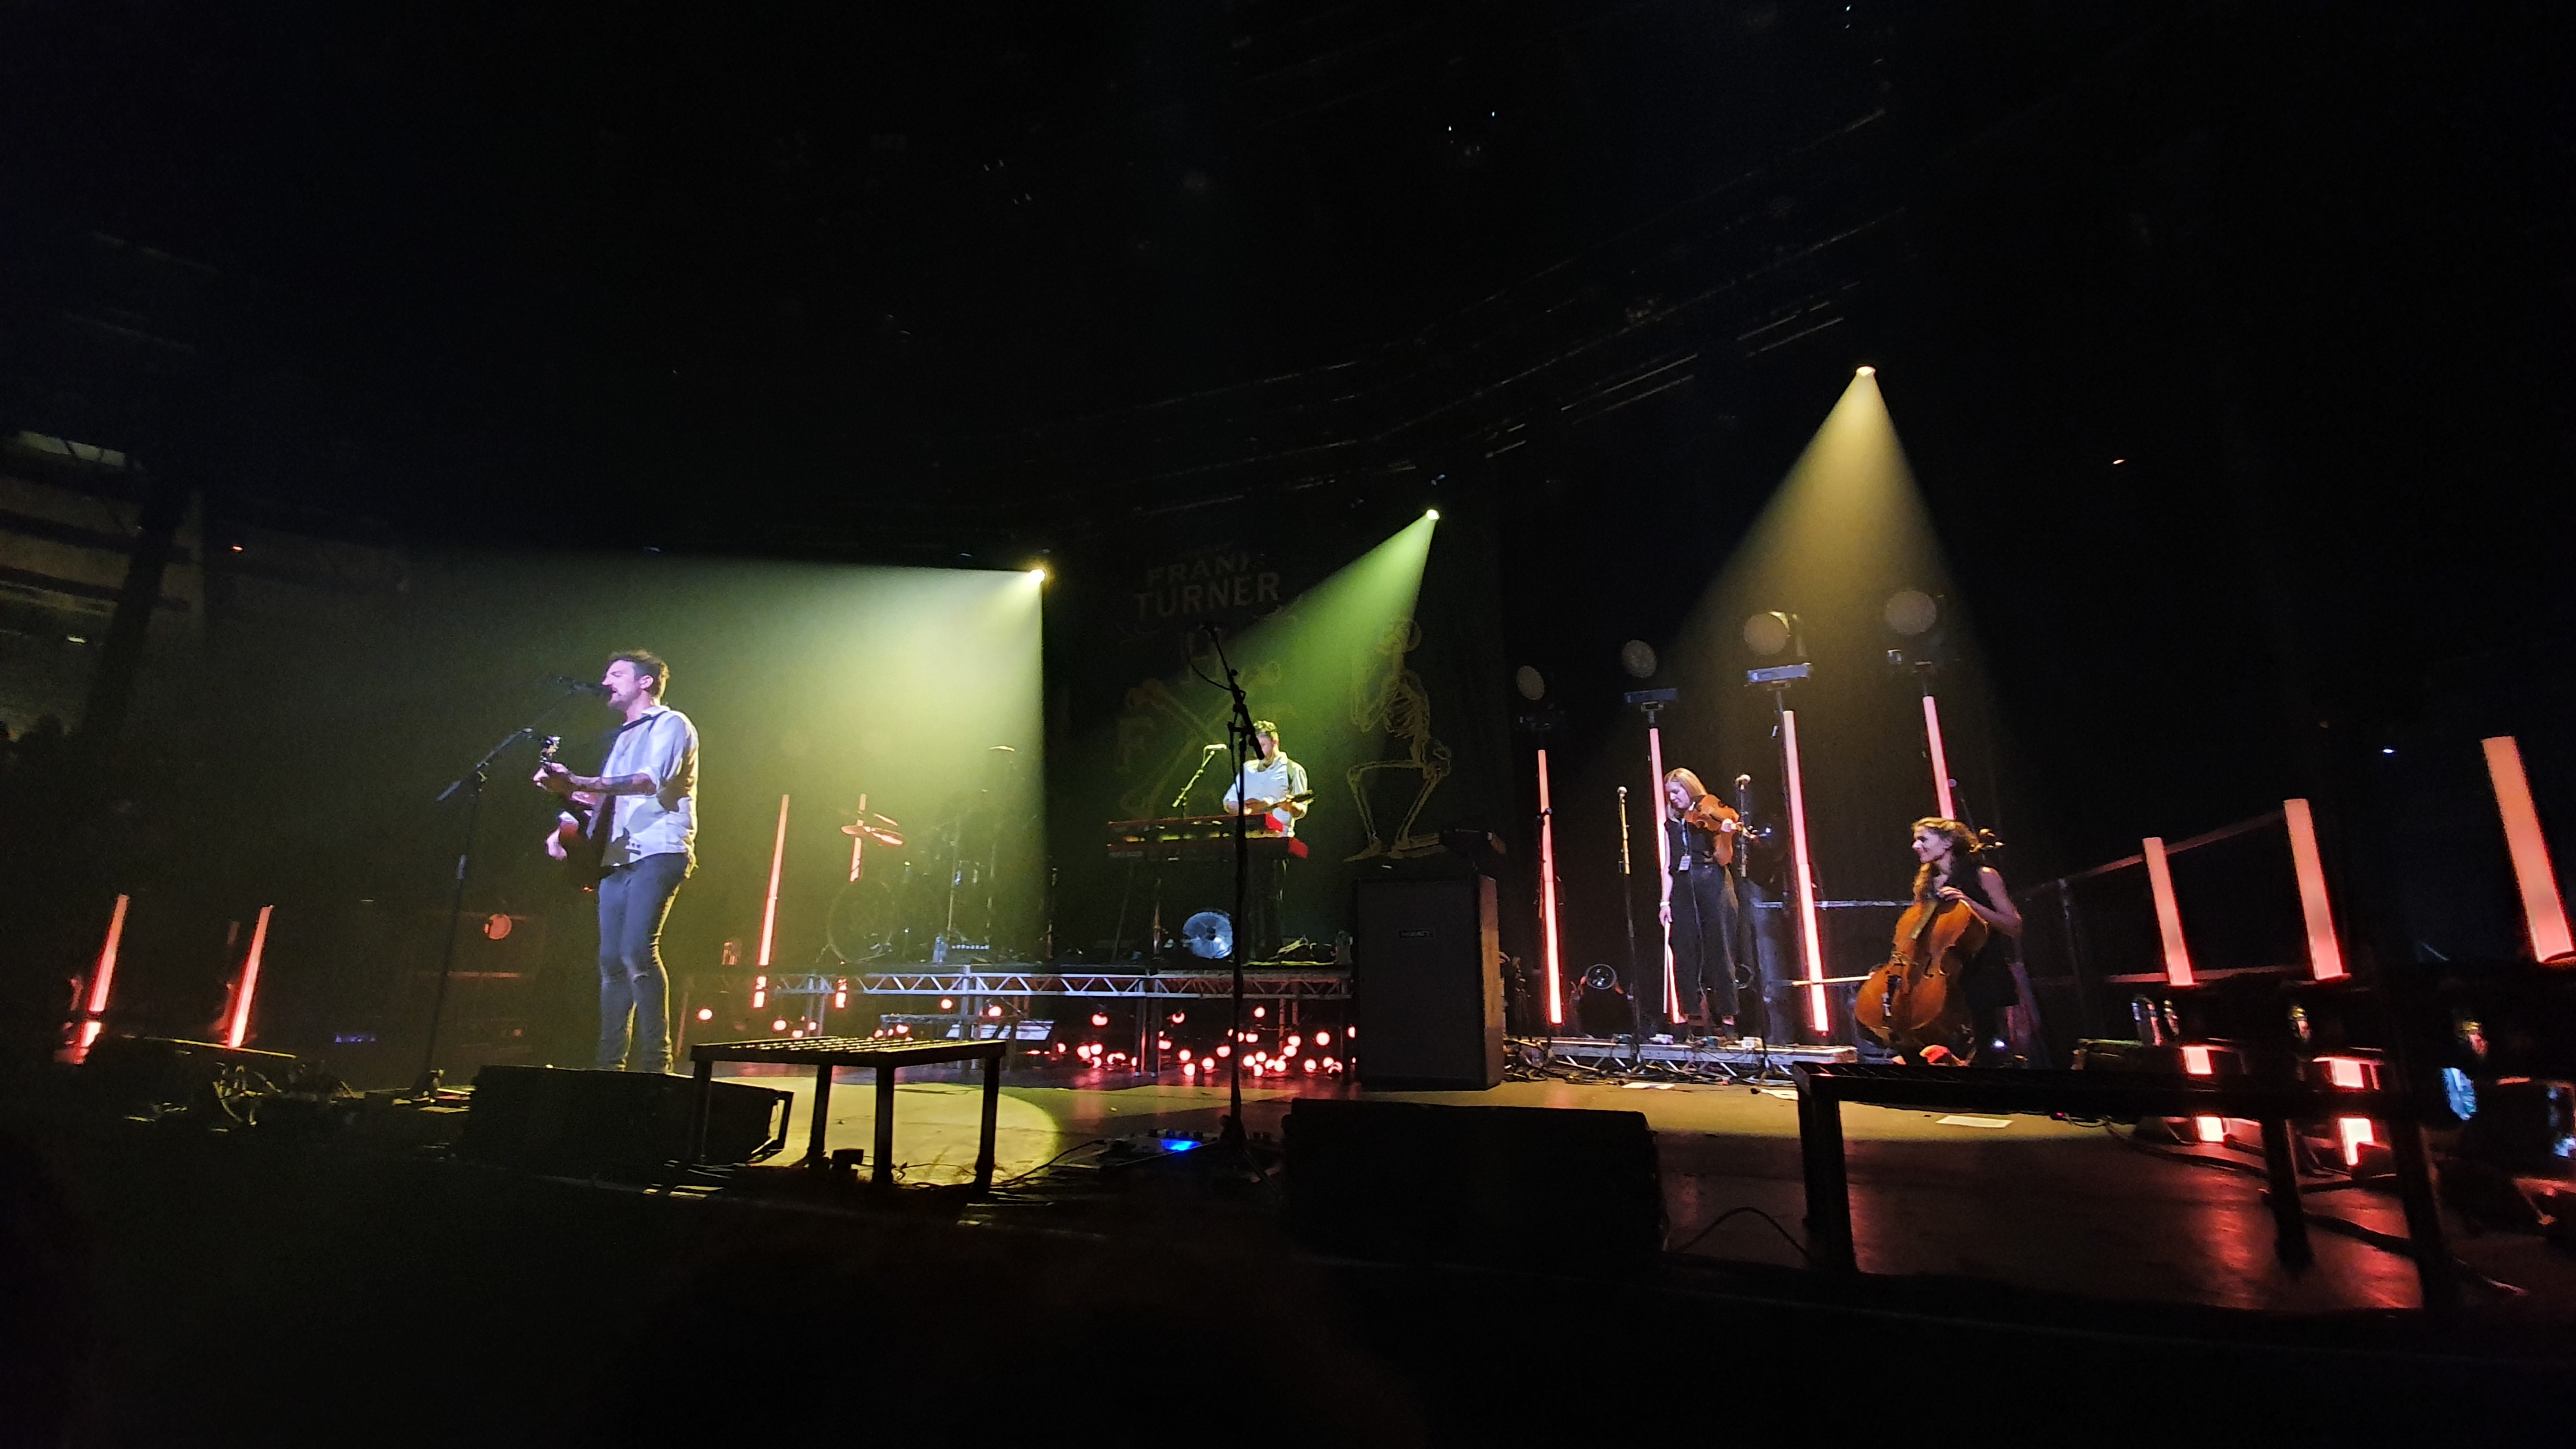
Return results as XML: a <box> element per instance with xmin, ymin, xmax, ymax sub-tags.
<box><xmin>534</xmin><ymin>764</ymin><xmax>657</xmax><ymax>797</ymax></box>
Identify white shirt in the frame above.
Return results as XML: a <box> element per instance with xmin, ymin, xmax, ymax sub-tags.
<box><xmin>1222</xmin><ymin>751</ymin><xmax>1309</xmax><ymax>836</ymax></box>
<box><xmin>600</xmin><ymin>704</ymin><xmax>698</xmax><ymax>869</ymax></box>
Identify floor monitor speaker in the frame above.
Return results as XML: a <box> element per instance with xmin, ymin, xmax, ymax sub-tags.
<box><xmin>461</xmin><ymin>1066</ymin><xmax>787</xmax><ymax>1177</ymax></box>
<box><xmin>1355</xmin><ymin>875</ymin><xmax>1503</xmax><ymax>1090</ymax></box>
<box><xmin>79</xmin><ymin>1036</ymin><xmax>299</xmax><ymax>1114</ymax></box>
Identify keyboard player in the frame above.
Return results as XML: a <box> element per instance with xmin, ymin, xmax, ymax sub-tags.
<box><xmin>1222</xmin><ymin>720</ymin><xmax>1309</xmax><ymax>958</ymax></box>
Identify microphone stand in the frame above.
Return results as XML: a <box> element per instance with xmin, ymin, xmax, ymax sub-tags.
<box><xmin>1171</xmin><ymin>746</ymin><xmax>1221</xmax><ymax>813</ymax></box>
<box><xmin>1201</xmin><ymin>625</ymin><xmax>1259</xmax><ymax>1158</ymax></box>
<box><xmin>1125</xmin><ymin>746</ymin><xmax>1229</xmax><ymax>1069</ymax></box>
<box><xmin>415</xmin><ymin>685</ymin><xmax>592</xmax><ymax>1096</ymax></box>
<box><xmin>1617</xmin><ymin>786</ymin><xmax>1644</xmax><ymax>1068</ymax></box>
<box><xmin>1733</xmin><ymin>772</ymin><xmax>1773</xmax><ymax>1080</ymax></box>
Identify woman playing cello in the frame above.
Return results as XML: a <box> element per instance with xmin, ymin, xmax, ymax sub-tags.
<box><xmin>1906</xmin><ymin>817</ymin><xmax>2022</xmax><ymax>1063</ymax></box>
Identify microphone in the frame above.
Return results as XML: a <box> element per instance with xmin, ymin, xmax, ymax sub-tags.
<box><xmin>552</xmin><ymin>676</ymin><xmax>612</xmax><ymax>695</ymax></box>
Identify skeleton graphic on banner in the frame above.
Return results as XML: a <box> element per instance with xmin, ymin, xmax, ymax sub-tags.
<box><xmin>1346</xmin><ymin>617</ymin><xmax>1450</xmax><ymax>860</ymax></box>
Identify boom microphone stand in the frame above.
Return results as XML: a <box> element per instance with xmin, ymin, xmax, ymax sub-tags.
<box><xmin>415</xmin><ymin>683</ymin><xmax>593</xmax><ymax>1095</ymax></box>
<box><xmin>1617</xmin><ymin>785</ymin><xmax>1645</xmax><ymax>1068</ymax></box>
<box><xmin>1199</xmin><ymin>624</ymin><xmax>1259</xmax><ymax>1156</ymax></box>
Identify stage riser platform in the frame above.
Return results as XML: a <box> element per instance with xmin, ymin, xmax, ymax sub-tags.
<box><xmin>1521</xmin><ymin>1035</ymin><xmax>1858</xmax><ymax>1069</ymax></box>
<box><xmin>859</xmin><ymin>969</ymin><xmax>1351</xmax><ymax>1000</ymax></box>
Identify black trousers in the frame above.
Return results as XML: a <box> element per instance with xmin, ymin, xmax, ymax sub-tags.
<box><xmin>1243</xmin><ymin>855</ymin><xmax>1289</xmax><ymax>960</ymax></box>
<box><xmin>1668</xmin><ymin>863</ymin><xmax>1739</xmax><ymax>1027</ymax></box>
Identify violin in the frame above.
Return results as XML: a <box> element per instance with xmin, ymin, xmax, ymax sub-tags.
<box><xmin>1854</xmin><ymin>882</ymin><xmax>1988</xmax><ymax>1060</ymax></box>
<box><xmin>1680</xmin><ymin>794</ymin><xmax>1741</xmax><ymax>867</ymax></box>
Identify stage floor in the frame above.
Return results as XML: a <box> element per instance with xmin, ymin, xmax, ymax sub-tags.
<box><xmin>712</xmin><ymin>1062</ymin><xmax>2576</xmax><ymax>1318</ymax></box>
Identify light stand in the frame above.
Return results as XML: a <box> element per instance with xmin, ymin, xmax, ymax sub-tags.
<box><xmin>1533</xmin><ymin>748</ymin><xmax>1564</xmax><ymax>1036</ymax></box>
<box><xmin>416</xmin><ymin>684</ymin><xmax>591</xmax><ymax>1095</ymax></box>
<box><xmin>1748</xmin><ymin>662</ymin><xmax>1829</xmax><ymax>1037</ymax></box>
<box><xmin>1512</xmin><ymin>692</ymin><xmax>1568</xmax><ymax>1036</ymax></box>
<box><xmin>1887</xmin><ymin>647</ymin><xmax>1957</xmax><ymax>821</ymax></box>
<box><xmin>1624</xmin><ymin>688</ymin><xmax>1680</xmax><ymax>1037</ymax></box>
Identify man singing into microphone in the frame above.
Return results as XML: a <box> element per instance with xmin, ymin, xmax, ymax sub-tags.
<box><xmin>536</xmin><ymin>650</ymin><xmax>699</xmax><ymax>1074</ymax></box>
<box><xmin>1221</xmin><ymin>719</ymin><xmax>1308</xmax><ymax>959</ymax></box>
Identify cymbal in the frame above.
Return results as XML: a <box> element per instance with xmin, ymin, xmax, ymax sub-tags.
<box><xmin>841</xmin><ymin>824</ymin><xmax>906</xmax><ymax>846</ymax></box>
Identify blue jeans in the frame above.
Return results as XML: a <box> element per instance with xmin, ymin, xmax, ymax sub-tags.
<box><xmin>596</xmin><ymin>851</ymin><xmax>688</xmax><ymax>1071</ymax></box>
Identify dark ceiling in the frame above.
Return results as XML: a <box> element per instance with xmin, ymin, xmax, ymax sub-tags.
<box><xmin>0</xmin><ymin>2</ymin><xmax>2144</xmax><ymax>531</ymax></box>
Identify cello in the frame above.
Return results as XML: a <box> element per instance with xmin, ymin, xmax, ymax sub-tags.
<box><xmin>1854</xmin><ymin>882</ymin><xmax>1987</xmax><ymax>1060</ymax></box>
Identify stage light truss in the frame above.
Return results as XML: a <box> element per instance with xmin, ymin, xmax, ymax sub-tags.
<box><xmin>854</xmin><ymin>970</ymin><xmax>1352</xmax><ymax>1001</ymax></box>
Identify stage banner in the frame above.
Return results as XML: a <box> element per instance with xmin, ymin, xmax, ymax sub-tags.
<box><xmin>1045</xmin><ymin>498</ymin><xmax>1510</xmax><ymax>962</ymax></box>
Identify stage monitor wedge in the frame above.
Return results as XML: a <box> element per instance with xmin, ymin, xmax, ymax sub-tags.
<box><xmin>461</xmin><ymin>1066</ymin><xmax>787</xmax><ymax>1178</ymax></box>
<box><xmin>1355</xmin><ymin>875</ymin><xmax>1503</xmax><ymax>1090</ymax></box>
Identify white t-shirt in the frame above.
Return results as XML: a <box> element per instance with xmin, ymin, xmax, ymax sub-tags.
<box><xmin>600</xmin><ymin>704</ymin><xmax>698</xmax><ymax>868</ymax></box>
<box><xmin>1222</xmin><ymin>752</ymin><xmax>1309</xmax><ymax>836</ymax></box>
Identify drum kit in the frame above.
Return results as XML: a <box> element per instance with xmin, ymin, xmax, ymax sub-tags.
<box><xmin>822</xmin><ymin>747</ymin><xmax>1025</xmax><ymax>965</ymax></box>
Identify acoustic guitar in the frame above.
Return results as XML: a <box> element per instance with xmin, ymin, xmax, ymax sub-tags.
<box><xmin>537</xmin><ymin>735</ymin><xmax>609</xmax><ymax>889</ymax></box>
<box><xmin>1238</xmin><ymin>788</ymin><xmax>1317</xmax><ymax>835</ymax></box>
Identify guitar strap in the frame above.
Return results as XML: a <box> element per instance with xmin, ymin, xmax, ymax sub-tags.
<box><xmin>594</xmin><ymin>713</ymin><xmax>656</xmax><ymax>844</ymax></box>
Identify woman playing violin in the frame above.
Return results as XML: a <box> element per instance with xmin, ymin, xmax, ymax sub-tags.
<box><xmin>1908</xmin><ymin>817</ymin><xmax>2023</xmax><ymax>1063</ymax></box>
<box><xmin>1659</xmin><ymin>768</ymin><xmax>1742</xmax><ymax>1038</ymax></box>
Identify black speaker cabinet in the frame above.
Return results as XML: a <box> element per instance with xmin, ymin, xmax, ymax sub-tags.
<box><xmin>1355</xmin><ymin>875</ymin><xmax>1503</xmax><ymax>1090</ymax></box>
<box><xmin>460</xmin><ymin>1066</ymin><xmax>787</xmax><ymax>1178</ymax></box>
<box><xmin>1286</xmin><ymin>1098</ymin><xmax>1663</xmax><ymax>1272</ymax></box>
<box><xmin>79</xmin><ymin>1036</ymin><xmax>299</xmax><ymax>1113</ymax></box>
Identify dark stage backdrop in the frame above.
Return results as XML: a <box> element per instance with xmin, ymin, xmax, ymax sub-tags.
<box><xmin>1044</xmin><ymin>495</ymin><xmax>1512</xmax><ymax>962</ymax></box>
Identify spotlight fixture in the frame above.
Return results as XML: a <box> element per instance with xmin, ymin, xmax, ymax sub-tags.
<box><xmin>1028</xmin><ymin>566</ymin><xmax>1048</xmax><ymax>581</ymax></box>
<box><xmin>1742</xmin><ymin>611</ymin><xmax>1797</xmax><ymax>657</ymax></box>
<box><xmin>1514</xmin><ymin>665</ymin><xmax>1546</xmax><ymax>702</ymax></box>
<box><xmin>1424</xmin><ymin>508</ymin><xmax>1441</xmax><ymax>521</ymax></box>
<box><xmin>1181</xmin><ymin>911</ymin><xmax>1234</xmax><ymax>962</ymax></box>
<box><xmin>1619</xmin><ymin>640</ymin><xmax>1658</xmax><ymax>679</ymax></box>
<box><xmin>1855</xmin><ymin>365</ymin><xmax>1876</xmax><ymax>377</ymax></box>
<box><xmin>1574</xmin><ymin>963</ymin><xmax>1632</xmax><ymax>1038</ymax></box>
<box><xmin>1884</xmin><ymin>589</ymin><xmax>1938</xmax><ymax>637</ymax></box>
